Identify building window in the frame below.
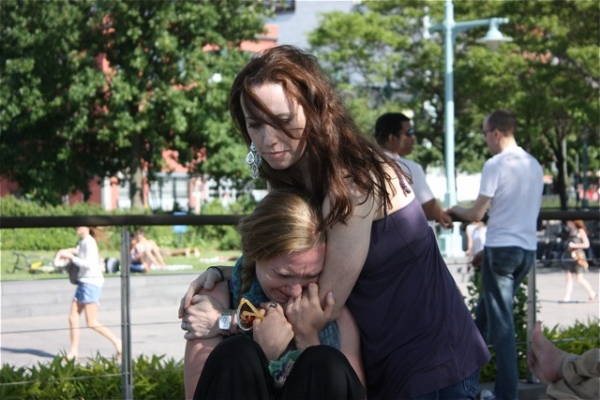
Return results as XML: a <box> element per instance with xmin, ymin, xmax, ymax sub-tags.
<box><xmin>266</xmin><ymin>0</ymin><xmax>295</xmax><ymax>14</ymax></box>
<box><xmin>148</xmin><ymin>173</ymin><xmax>190</xmax><ymax>212</ymax></box>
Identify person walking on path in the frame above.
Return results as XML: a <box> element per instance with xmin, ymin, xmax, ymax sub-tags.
<box><xmin>55</xmin><ymin>226</ymin><xmax>122</xmax><ymax>361</ymax></box>
<box><xmin>451</xmin><ymin>109</ymin><xmax>544</xmax><ymax>400</ymax></box>
<box><xmin>374</xmin><ymin>112</ymin><xmax>453</xmax><ymax>229</ymax></box>
<box><xmin>561</xmin><ymin>220</ymin><xmax>597</xmax><ymax>303</ymax></box>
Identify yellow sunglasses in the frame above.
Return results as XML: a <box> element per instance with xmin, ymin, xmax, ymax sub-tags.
<box><xmin>236</xmin><ymin>298</ymin><xmax>264</xmax><ymax>331</ymax></box>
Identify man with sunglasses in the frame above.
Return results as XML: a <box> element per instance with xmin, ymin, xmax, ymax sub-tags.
<box><xmin>450</xmin><ymin>109</ymin><xmax>544</xmax><ymax>400</ymax></box>
<box><xmin>374</xmin><ymin>112</ymin><xmax>453</xmax><ymax>229</ymax></box>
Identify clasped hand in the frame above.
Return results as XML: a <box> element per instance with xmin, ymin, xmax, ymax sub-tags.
<box><xmin>181</xmin><ymin>294</ymin><xmax>225</xmax><ymax>340</ymax></box>
<box><xmin>178</xmin><ymin>268</ymin><xmax>224</xmax><ymax>339</ymax></box>
<box><xmin>253</xmin><ymin>283</ymin><xmax>334</xmax><ymax>359</ymax></box>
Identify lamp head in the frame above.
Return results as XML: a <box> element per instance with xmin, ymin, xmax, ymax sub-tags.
<box><xmin>476</xmin><ymin>18</ymin><xmax>512</xmax><ymax>51</ymax></box>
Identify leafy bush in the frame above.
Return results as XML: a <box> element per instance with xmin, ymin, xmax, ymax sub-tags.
<box><xmin>0</xmin><ymin>353</ymin><xmax>184</xmax><ymax>399</ymax></box>
<box><xmin>192</xmin><ymin>196</ymin><xmax>257</xmax><ymax>250</ymax></box>
<box><xmin>0</xmin><ymin>195</ymin><xmax>125</xmax><ymax>251</ymax></box>
<box><xmin>1</xmin><ymin>195</ymin><xmax>258</xmax><ymax>252</ymax></box>
<box><xmin>467</xmin><ymin>271</ymin><xmax>599</xmax><ymax>382</ymax></box>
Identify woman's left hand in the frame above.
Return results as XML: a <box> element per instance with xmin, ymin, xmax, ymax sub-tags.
<box><xmin>253</xmin><ymin>306</ymin><xmax>294</xmax><ymax>361</ymax></box>
<box><xmin>284</xmin><ymin>283</ymin><xmax>335</xmax><ymax>350</ymax></box>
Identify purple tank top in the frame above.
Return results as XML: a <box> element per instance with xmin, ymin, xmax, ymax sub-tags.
<box><xmin>346</xmin><ymin>199</ymin><xmax>490</xmax><ymax>399</ymax></box>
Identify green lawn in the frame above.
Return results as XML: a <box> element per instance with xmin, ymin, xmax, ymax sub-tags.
<box><xmin>0</xmin><ymin>248</ymin><xmax>241</xmax><ymax>282</ymax></box>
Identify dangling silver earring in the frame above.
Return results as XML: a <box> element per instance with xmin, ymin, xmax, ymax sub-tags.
<box><xmin>245</xmin><ymin>143</ymin><xmax>262</xmax><ymax>179</ymax></box>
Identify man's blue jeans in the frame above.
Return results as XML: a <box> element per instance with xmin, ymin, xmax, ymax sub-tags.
<box><xmin>413</xmin><ymin>368</ymin><xmax>480</xmax><ymax>399</ymax></box>
<box><xmin>475</xmin><ymin>246</ymin><xmax>535</xmax><ymax>400</ymax></box>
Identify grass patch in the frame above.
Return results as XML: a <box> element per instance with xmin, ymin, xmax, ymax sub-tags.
<box><xmin>0</xmin><ymin>248</ymin><xmax>240</xmax><ymax>282</ymax></box>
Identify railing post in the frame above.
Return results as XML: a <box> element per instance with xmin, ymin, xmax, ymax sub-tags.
<box><xmin>120</xmin><ymin>227</ymin><xmax>134</xmax><ymax>399</ymax></box>
<box><xmin>526</xmin><ymin>262</ymin><xmax>538</xmax><ymax>383</ymax></box>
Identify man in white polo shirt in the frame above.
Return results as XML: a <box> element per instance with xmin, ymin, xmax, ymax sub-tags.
<box><xmin>374</xmin><ymin>112</ymin><xmax>453</xmax><ymax>229</ymax></box>
<box><xmin>451</xmin><ymin>109</ymin><xmax>544</xmax><ymax>400</ymax></box>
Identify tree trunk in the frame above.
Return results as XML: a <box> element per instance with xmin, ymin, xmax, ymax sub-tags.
<box><xmin>556</xmin><ymin>137</ymin><xmax>569</xmax><ymax>210</ymax></box>
<box><xmin>129</xmin><ymin>134</ymin><xmax>144</xmax><ymax>209</ymax></box>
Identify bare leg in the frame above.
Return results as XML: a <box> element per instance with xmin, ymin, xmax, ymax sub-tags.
<box><xmin>562</xmin><ymin>271</ymin><xmax>573</xmax><ymax>302</ymax></box>
<box><xmin>184</xmin><ymin>282</ymin><xmax>230</xmax><ymax>399</ymax></box>
<box><xmin>528</xmin><ymin>321</ymin><xmax>567</xmax><ymax>385</ymax></box>
<box><xmin>83</xmin><ymin>303</ymin><xmax>122</xmax><ymax>357</ymax></box>
<box><xmin>185</xmin><ymin>337</ymin><xmax>224</xmax><ymax>399</ymax></box>
<box><xmin>67</xmin><ymin>300</ymin><xmax>83</xmax><ymax>359</ymax></box>
<box><xmin>575</xmin><ymin>272</ymin><xmax>597</xmax><ymax>301</ymax></box>
<box><xmin>151</xmin><ymin>247</ymin><xmax>167</xmax><ymax>266</ymax></box>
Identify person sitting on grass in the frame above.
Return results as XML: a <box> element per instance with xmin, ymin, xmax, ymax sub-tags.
<box><xmin>129</xmin><ymin>229</ymin><xmax>166</xmax><ymax>272</ymax></box>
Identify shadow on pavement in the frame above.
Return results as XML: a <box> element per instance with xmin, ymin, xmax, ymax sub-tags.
<box><xmin>1</xmin><ymin>347</ymin><xmax>55</xmax><ymax>359</ymax></box>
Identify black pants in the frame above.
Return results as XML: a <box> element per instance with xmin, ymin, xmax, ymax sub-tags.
<box><xmin>194</xmin><ymin>336</ymin><xmax>365</xmax><ymax>400</ymax></box>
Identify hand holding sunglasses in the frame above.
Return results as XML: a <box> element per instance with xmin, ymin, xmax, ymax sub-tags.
<box><xmin>236</xmin><ymin>298</ymin><xmax>266</xmax><ymax>331</ymax></box>
<box><xmin>240</xmin><ymin>299</ymin><xmax>294</xmax><ymax>361</ymax></box>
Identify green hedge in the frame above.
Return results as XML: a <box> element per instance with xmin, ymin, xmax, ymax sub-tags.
<box><xmin>0</xmin><ymin>354</ymin><xmax>184</xmax><ymax>399</ymax></box>
<box><xmin>466</xmin><ymin>271</ymin><xmax>600</xmax><ymax>383</ymax></box>
<box><xmin>1</xmin><ymin>321</ymin><xmax>597</xmax><ymax>398</ymax></box>
<box><xmin>0</xmin><ymin>196</ymin><xmax>126</xmax><ymax>251</ymax></box>
<box><xmin>0</xmin><ymin>195</ymin><xmax>258</xmax><ymax>251</ymax></box>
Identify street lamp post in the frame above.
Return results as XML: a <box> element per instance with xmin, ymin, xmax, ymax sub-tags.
<box><xmin>428</xmin><ymin>0</ymin><xmax>512</xmax><ymax>257</ymax></box>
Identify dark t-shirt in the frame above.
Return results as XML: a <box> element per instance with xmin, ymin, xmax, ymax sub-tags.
<box><xmin>346</xmin><ymin>199</ymin><xmax>490</xmax><ymax>399</ymax></box>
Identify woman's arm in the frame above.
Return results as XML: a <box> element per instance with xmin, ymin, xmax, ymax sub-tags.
<box><xmin>337</xmin><ymin>306</ymin><xmax>365</xmax><ymax>387</ymax></box>
<box><xmin>570</xmin><ymin>229</ymin><xmax>590</xmax><ymax>250</ymax></box>
<box><xmin>71</xmin><ymin>237</ymin><xmax>99</xmax><ymax>270</ymax></box>
<box><xmin>179</xmin><ymin>266</ymin><xmax>234</xmax><ymax>318</ymax></box>
<box><xmin>317</xmin><ymin>186</ymin><xmax>377</xmax><ymax>320</ymax></box>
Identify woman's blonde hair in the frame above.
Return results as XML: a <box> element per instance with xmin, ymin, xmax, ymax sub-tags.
<box><xmin>237</xmin><ymin>188</ymin><xmax>326</xmax><ymax>294</ymax></box>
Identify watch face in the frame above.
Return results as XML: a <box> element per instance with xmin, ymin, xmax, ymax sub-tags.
<box><xmin>219</xmin><ymin>313</ymin><xmax>231</xmax><ymax>330</ymax></box>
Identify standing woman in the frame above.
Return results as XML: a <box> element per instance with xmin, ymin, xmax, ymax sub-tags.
<box><xmin>56</xmin><ymin>226</ymin><xmax>122</xmax><ymax>360</ymax></box>
<box><xmin>562</xmin><ymin>220</ymin><xmax>597</xmax><ymax>303</ymax></box>
<box><xmin>181</xmin><ymin>45</ymin><xmax>489</xmax><ymax>399</ymax></box>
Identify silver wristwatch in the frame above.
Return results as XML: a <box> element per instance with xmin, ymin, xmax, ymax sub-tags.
<box><xmin>219</xmin><ymin>309</ymin><xmax>233</xmax><ymax>336</ymax></box>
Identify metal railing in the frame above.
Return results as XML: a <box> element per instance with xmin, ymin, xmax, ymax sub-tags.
<box><xmin>0</xmin><ymin>209</ymin><xmax>598</xmax><ymax>397</ymax></box>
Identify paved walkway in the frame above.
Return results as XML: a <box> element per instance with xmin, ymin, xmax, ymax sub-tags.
<box><xmin>1</xmin><ymin>261</ymin><xmax>598</xmax><ymax>398</ymax></box>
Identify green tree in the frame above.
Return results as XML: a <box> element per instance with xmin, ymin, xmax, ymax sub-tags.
<box><xmin>1</xmin><ymin>0</ymin><xmax>268</xmax><ymax>206</ymax></box>
<box><xmin>1</xmin><ymin>1</ymin><xmax>106</xmax><ymax>204</ymax></box>
<box><xmin>309</xmin><ymin>0</ymin><xmax>599</xmax><ymax>208</ymax></box>
<box><xmin>499</xmin><ymin>0</ymin><xmax>599</xmax><ymax>209</ymax></box>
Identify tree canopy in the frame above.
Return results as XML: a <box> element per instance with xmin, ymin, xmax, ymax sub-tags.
<box><xmin>1</xmin><ymin>0</ymin><xmax>268</xmax><ymax>206</ymax></box>
<box><xmin>308</xmin><ymin>0</ymin><xmax>599</xmax><ymax>208</ymax></box>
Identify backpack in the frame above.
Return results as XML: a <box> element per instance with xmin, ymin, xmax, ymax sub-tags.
<box><xmin>66</xmin><ymin>261</ymin><xmax>80</xmax><ymax>285</ymax></box>
<box><xmin>105</xmin><ymin>257</ymin><xmax>120</xmax><ymax>273</ymax></box>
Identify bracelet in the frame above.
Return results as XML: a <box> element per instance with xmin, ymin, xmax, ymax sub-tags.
<box><xmin>207</xmin><ymin>266</ymin><xmax>224</xmax><ymax>281</ymax></box>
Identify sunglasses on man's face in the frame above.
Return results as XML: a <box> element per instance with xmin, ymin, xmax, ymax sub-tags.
<box><xmin>236</xmin><ymin>297</ymin><xmax>264</xmax><ymax>331</ymax></box>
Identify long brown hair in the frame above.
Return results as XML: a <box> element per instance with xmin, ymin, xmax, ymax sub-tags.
<box><xmin>86</xmin><ymin>226</ymin><xmax>108</xmax><ymax>245</ymax></box>
<box><xmin>237</xmin><ymin>188</ymin><xmax>326</xmax><ymax>294</ymax></box>
<box><xmin>230</xmin><ymin>45</ymin><xmax>409</xmax><ymax>229</ymax></box>
<box><xmin>572</xmin><ymin>220</ymin><xmax>588</xmax><ymax>234</ymax></box>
